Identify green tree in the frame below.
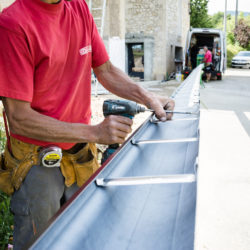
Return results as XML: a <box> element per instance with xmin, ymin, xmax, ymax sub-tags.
<box><xmin>210</xmin><ymin>11</ymin><xmax>224</xmax><ymax>27</ymax></box>
<box><xmin>208</xmin><ymin>11</ymin><xmax>250</xmax><ymax>66</ymax></box>
<box><xmin>190</xmin><ymin>0</ymin><xmax>212</xmax><ymax>28</ymax></box>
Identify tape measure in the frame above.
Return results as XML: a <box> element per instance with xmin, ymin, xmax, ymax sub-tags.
<box><xmin>39</xmin><ymin>146</ymin><xmax>62</xmax><ymax>167</ymax></box>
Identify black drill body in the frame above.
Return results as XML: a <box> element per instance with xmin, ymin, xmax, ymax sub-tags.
<box><xmin>103</xmin><ymin>99</ymin><xmax>146</xmax><ymax>118</ymax></box>
<box><xmin>101</xmin><ymin>99</ymin><xmax>146</xmax><ymax>164</ymax></box>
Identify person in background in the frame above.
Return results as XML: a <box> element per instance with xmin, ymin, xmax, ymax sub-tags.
<box><xmin>190</xmin><ymin>41</ymin><xmax>199</xmax><ymax>70</ymax></box>
<box><xmin>203</xmin><ymin>46</ymin><xmax>213</xmax><ymax>82</ymax></box>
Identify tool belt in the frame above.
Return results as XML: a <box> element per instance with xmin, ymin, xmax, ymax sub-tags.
<box><xmin>0</xmin><ymin>136</ymin><xmax>99</xmax><ymax>195</ymax></box>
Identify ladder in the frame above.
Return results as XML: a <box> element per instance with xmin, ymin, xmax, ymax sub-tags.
<box><xmin>88</xmin><ymin>0</ymin><xmax>108</xmax><ymax>96</ymax></box>
<box><xmin>88</xmin><ymin>0</ymin><xmax>106</xmax><ymax>38</ymax></box>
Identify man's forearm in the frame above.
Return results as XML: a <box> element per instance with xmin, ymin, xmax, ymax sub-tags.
<box><xmin>93</xmin><ymin>61</ymin><xmax>154</xmax><ymax>108</ymax></box>
<box><xmin>94</xmin><ymin>61</ymin><xmax>175</xmax><ymax>121</ymax></box>
<box><xmin>3</xmin><ymin>98</ymin><xmax>98</xmax><ymax>143</ymax></box>
<box><xmin>2</xmin><ymin>98</ymin><xmax>133</xmax><ymax>145</ymax></box>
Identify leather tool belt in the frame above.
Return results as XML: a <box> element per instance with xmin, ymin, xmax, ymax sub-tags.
<box><xmin>0</xmin><ymin>136</ymin><xmax>99</xmax><ymax>195</ymax></box>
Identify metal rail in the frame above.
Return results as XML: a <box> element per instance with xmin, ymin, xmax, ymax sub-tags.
<box><xmin>131</xmin><ymin>137</ymin><xmax>198</xmax><ymax>145</ymax></box>
<box><xmin>96</xmin><ymin>174</ymin><xmax>196</xmax><ymax>187</ymax></box>
<box><xmin>150</xmin><ymin>117</ymin><xmax>199</xmax><ymax>123</ymax></box>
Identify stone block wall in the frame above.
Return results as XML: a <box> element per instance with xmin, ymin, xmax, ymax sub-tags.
<box><xmin>125</xmin><ymin>0</ymin><xmax>190</xmax><ymax>80</ymax></box>
<box><xmin>125</xmin><ymin>0</ymin><xmax>167</xmax><ymax>80</ymax></box>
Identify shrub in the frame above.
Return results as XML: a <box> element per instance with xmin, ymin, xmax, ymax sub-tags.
<box><xmin>0</xmin><ymin>191</ymin><xmax>13</xmax><ymax>250</ymax></box>
<box><xmin>0</xmin><ymin>122</ymin><xmax>13</xmax><ymax>250</ymax></box>
<box><xmin>234</xmin><ymin>19</ymin><xmax>250</xmax><ymax>49</ymax></box>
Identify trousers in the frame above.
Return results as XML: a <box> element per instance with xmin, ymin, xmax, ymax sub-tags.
<box><xmin>11</xmin><ymin>165</ymin><xmax>79</xmax><ymax>250</ymax></box>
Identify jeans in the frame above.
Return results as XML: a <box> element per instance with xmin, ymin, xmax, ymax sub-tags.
<box><xmin>10</xmin><ymin>165</ymin><xmax>79</xmax><ymax>250</ymax></box>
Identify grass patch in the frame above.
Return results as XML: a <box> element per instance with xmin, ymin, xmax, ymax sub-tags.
<box><xmin>133</xmin><ymin>51</ymin><xmax>144</xmax><ymax>57</ymax></box>
<box><xmin>0</xmin><ymin>191</ymin><xmax>13</xmax><ymax>249</ymax></box>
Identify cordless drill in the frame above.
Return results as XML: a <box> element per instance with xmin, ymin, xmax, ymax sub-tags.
<box><xmin>101</xmin><ymin>99</ymin><xmax>146</xmax><ymax>164</ymax></box>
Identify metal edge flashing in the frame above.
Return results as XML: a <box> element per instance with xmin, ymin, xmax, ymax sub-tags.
<box><xmin>29</xmin><ymin>65</ymin><xmax>202</xmax><ymax>250</ymax></box>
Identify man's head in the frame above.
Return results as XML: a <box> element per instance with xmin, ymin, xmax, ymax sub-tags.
<box><xmin>203</xmin><ymin>46</ymin><xmax>208</xmax><ymax>52</ymax></box>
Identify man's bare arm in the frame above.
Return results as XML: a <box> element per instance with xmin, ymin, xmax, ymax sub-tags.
<box><xmin>93</xmin><ymin>60</ymin><xmax>175</xmax><ymax>121</ymax></box>
<box><xmin>2</xmin><ymin>98</ymin><xmax>132</xmax><ymax>145</ymax></box>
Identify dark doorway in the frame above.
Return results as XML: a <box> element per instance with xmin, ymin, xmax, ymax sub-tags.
<box><xmin>127</xmin><ymin>43</ymin><xmax>144</xmax><ymax>79</ymax></box>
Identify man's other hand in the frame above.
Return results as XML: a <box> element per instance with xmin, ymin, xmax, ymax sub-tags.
<box><xmin>147</xmin><ymin>95</ymin><xmax>175</xmax><ymax>121</ymax></box>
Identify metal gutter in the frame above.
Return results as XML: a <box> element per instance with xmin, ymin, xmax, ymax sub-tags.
<box><xmin>29</xmin><ymin>65</ymin><xmax>202</xmax><ymax>250</ymax></box>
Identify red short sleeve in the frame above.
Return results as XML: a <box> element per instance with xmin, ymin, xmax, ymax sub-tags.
<box><xmin>0</xmin><ymin>27</ymin><xmax>34</xmax><ymax>102</ymax></box>
<box><xmin>90</xmin><ymin>14</ymin><xmax>109</xmax><ymax>68</ymax></box>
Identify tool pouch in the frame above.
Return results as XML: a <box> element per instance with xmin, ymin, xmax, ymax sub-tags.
<box><xmin>0</xmin><ymin>136</ymin><xmax>99</xmax><ymax>194</ymax></box>
<box><xmin>0</xmin><ymin>151</ymin><xmax>14</xmax><ymax>195</ymax></box>
<box><xmin>0</xmin><ymin>137</ymin><xmax>39</xmax><ymax>195</ymax></box>
<box><xmin>61</xmin><ymin>143</ymin><xmax>99</xmax><ymax>187</ymax></box>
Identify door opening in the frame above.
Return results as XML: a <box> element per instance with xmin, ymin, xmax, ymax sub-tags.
<box><xmin>127</xmin><ymin>43</ymin><xmax>144</xmax><ymax>79</ymax></box>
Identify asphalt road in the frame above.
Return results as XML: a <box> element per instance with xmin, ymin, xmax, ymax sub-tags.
<box><xmin>200</xmin><ymin>68</ymin><xmax>250</xmax><ymax>136</ymax></box>
<box><xmin>195</xmin><ymin>68</ymin><xmax>250</xmax><ymax>250</ymax></box>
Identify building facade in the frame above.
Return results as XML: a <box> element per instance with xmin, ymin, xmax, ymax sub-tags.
<box><xmin>0</xmin><ymin>0</ymin><xmax>190</xmax><ymax>80</ymax></box>
<box><xmin>92</xmin><ymin>0</ymin><xmax>190</xmax><ymax>80</ymax></box>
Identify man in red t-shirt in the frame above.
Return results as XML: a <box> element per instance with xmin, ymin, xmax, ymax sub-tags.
<box><xmin>203</xmin><ymin>46</ymin><xmax>213</xmax><ymax>82</ymax></box>
<box><xmin>0</xmin><ymin>0</ymin><xmax>174</xmax><ymax>248</ymax></box>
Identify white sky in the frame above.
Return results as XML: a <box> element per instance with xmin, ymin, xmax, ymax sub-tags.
<box><xmin>208</xmin><ymin>0</ymin><xmax>250</xmax><ymax>15</ymax></box>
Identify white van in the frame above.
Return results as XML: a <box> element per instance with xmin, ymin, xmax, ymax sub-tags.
<box><xmin>183</xmin><ymin>28</ymin><xmax>226</xmax><ymax>80</ymax></box>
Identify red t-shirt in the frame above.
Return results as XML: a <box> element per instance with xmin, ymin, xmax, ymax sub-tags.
<box><xmin>204</xmin><ymin>50</ymin><xmax>212</xmax><ymax>63</ymax></box>
<box><xmin>0</xmin><ymin>0</ymin><xmax>109</xmax><ymax>149</ymax></box>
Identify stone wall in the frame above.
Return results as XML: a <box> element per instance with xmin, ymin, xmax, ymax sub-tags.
<box><xmin>125</xmin><ymin>0</ymin><xmax>167</xmax><ymax>80</ymax></box>
<box><xmin>125</xmin><ymin>0</ymin><xmax>190</xmax><ymax>79</ymax></box>
<box><xmin>165</xmin><ymin>0</ymin><xmax>190</xmax><ymax>73</ymax></box>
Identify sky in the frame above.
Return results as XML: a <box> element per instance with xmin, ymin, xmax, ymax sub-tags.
<box><xmin>208</xmin><ymin>0</ymin><xmax>250</xmax><ymax>15</ymax></box>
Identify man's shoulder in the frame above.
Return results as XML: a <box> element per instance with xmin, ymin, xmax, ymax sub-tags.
<box><xmin>69</xmin><ymin>0</ymin><xmax>89</xmax><ymax>10</ymax></box>
<box><xmin>0</xmin><ymin>0</ymin><xmax>26</xmax><ymax>36</ymax></box>
<box><xmin>68</xmin><ymin>0</ymin><xmax>91</xmax><ymax>19</ymax></box>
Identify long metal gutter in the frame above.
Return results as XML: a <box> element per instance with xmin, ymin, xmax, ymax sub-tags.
<box><xmin>29</xmin><ymin>65</ymin><xmax>202</xmax><ymax>250</ymax></box>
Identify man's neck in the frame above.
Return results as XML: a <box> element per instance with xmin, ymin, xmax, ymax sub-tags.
<box><xmin>40</xmin><ymin>0</ymin><xmax>61</xmax><ymax>4</ymax></box>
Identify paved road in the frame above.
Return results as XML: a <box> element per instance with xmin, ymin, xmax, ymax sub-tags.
<box><xmin>200</xmin><ymin>68</ymin><xmax>250</xmax><ymax>136</ymax></box>
<box><xmin>195</xmin><ymin>68</ymin><xmax>250</xmax><ymax>250</ymax></box>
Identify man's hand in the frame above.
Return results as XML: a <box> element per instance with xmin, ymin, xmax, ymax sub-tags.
<box><xmin>146</xmin><ymin>94</ymin><xmax>175</xmax><ymax>121</ymax></box>
<box><xmin>93</xmin><ymin>115</ymin><xmax>133</xmax><ymax>145</ymax></box>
